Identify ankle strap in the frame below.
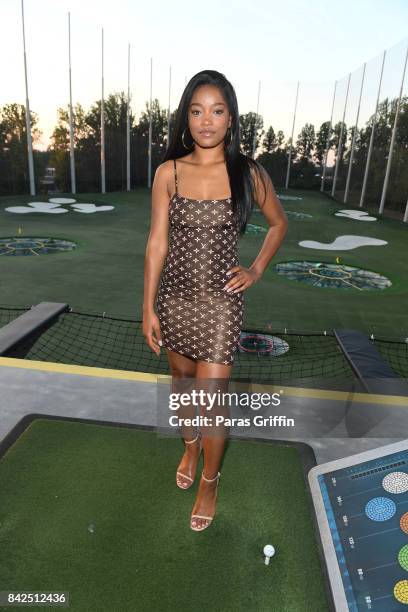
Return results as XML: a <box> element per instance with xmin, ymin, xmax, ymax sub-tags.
<box><xmin>184</xmin><ymin>431</ymin><xmax>200</xmax><ymax>444</ymax></box>
<box><xmin>202</xmin><ymin>471</ymin><xmax>221</xmax><ymax>482</ymax></box>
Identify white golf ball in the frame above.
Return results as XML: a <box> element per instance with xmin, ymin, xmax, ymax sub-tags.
<box><xmin>263</xmin><ymin>544</ymin><xmax>275</xmax><ymax>557</ymax></box>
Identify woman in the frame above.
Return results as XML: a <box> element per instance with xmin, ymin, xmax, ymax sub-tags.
<box><xmin>143</xmin><ymin>69</ymin><xmax>288</xmax><ymax>531</ymax></box>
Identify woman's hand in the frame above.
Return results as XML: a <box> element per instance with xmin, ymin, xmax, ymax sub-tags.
<box><xmin>142</xmin><ymin>309</ymin><xmax>163</xmax><ymax>357</ymax></box>
<box><xmin>223</xmin><ymin>266</ymin><xmax>262</xmax><ymax>294</ymax></box>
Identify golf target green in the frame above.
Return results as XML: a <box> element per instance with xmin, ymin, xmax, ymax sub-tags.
<box><xmin>238</xmin><ymin>332</ymin><xmax>289</xmax><ymax>356</ymax></box>
<box><xmin>274</xmin><ymin>261</ymin><xmax>392</xmax><ymax>290</ymax></box>
<box><xmin>0</xmin><ymin>237</ymin><xmax>77</xmax><ymax>256</ymax></box>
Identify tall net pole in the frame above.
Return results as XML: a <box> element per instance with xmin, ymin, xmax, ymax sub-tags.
<box><xmin>331</xmin><ymin>73</ymin><xmax>351</xmax><ymax>197</ymax></box>
<box><xmin>126</xmin><ymin>43</ymin><xmax>131</xmax><ymax>192</ymax></box>
<box><xmin>21</xmin><ymin>0</ymin><xmax>35</xmax><ymax>196</ymax></box>
<box><xmin>101</xmin><ymin>28</ymin><xmax>106</xmax><ymax>194</ymax></box>
<box><xmin>379</xmin><ymin>43</ymin><xmax>408</xmax><ymax>215</ymax></box>
<box><xmin>251</xmin><ymin>80</ymin><xmax>261</xmax><ymax>158</ymax></box>
<box><xmin>285</xmin><ymin>81</ymin><xmax>299</xmax><ymax>189</ymax></box>
<box><xmin>321</xmin><ymin>80</ymin><xmax>337</xmax><ymax>192</ymax></box>
<box><xmin>147</xmin><ymin>57</ymin><xmax>153</xmax><ymax>188</ymax></box>
<box><xmin>344</xmin><ymin>63</ymin><xmax>366</xmax><ymax>203</ymax></box>
<box><xmin>166</xmin><ymin>65</ymin><xmax>172</xmax><ymax>150</ymax></box>
<box><xmin>68</xmin><ymin>12</ymin><xmax>76</xmax><ymax>194</ymax></box>
<box><xmin>360</xmin><ymin>50</ymin><xmax>386</xmax><ymax>208</ymax></box>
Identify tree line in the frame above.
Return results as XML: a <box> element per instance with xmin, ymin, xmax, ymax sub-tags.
<box><xmin>0</xmin><ymin>92</ymin><xmax>406</xmax><ymax>213</ymax></box>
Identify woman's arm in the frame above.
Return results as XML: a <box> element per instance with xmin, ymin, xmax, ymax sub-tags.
<box><xmin>248</xmin><ymin>165</ymin><xmax>288</xmax><ymax>280</ymax></box>
<box><xmin>224</xmin><ymin>165</ymin><xmax>288</xmax><ymax>293</ymax></box>
<box><xmin>142</xmin><ymin>162</ymin><xmax>171</xmax><ymax>354</ymax></box>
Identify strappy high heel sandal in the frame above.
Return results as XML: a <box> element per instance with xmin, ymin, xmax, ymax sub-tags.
<box><xmin>190</xmin><ymin>471</ymin><xmax>221</xmax><ymax>531</ymax></box>
<box><xmin>176</xmin><ymin>431</ymin><xmax>202</xmax><ymax>490</ymax></box>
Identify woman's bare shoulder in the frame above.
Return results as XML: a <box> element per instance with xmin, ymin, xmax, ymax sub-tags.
<box><xmin>156</xmin><ymin>157</ymin><xmax>190</xmax><ymax>179</ymax></box>
<box><xmin>157</xmin><ymin>159</ymin><xmax>174</xmax><ymax>174</ymax></box>
<box><xmin>154</xmin><ymin>160</ymin><xmax>175</xmax><ymax>195</ymax></box>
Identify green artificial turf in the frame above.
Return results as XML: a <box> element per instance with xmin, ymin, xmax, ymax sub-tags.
<box><xmin>0</xmin><ymin>419</ymin><xmax>330</xmax><ymax>612</ymax></box>
<box><xmin>244</xmin><ymin>189</ymin><xmax>408</xmax><ymax>338</ymax></box>
<box><xmin>0</xmin><ymin>188</ymin><xmax>406</xmax><ymax>338</ymax></box>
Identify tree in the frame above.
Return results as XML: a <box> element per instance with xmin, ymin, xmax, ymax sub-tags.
<box><xmin>84</xmin><ymin>91</ymin><xmax>137</xmax><ymax>191</ymax></box>
<box><xmin>1</xmin><ymin>89</ymin><xmax>406</xmax><ymax>216</ymax></box>
<box><xmin>132</xmin><ymin>98</ymin><xmax>169</xmax><ymax>186</ymax></box>
<box><xmin>295</xmin><ymin>122</ymin><xmax>316</xmax><ymax>162</ymax></box>
<box><xmin>276</xmin><ymin>130</ymin><xmax>285</xmax><ymax>149</ymax></box>
<box><xmin>239</xmin><ymin>112</ymin><xmax>264</xmax><ymax>156</ymax></box>
<box><xmin>257</xmin><ymin>149</ymin><xmax>288</xmax><ymax>188</ymax></box>
<box><xmin>262</xmin><ymin>126</ymin><xmax>278</xmax><ymax>153</ymax></box>
<box><xmin>0</xmin><ymin>103</ymin><xmax>42</xmax><ymax>194</ymax></box>
<box><xmin>355</xmin><ymin>95</ymin><xmax>408</xmax><ymax>210</ymax></box>
<box><xmin>314</xmin><ymin>121</ymin><xmax>333</xmax><ymax>165</ymax></box>
<box><xmin>49</xmin><ymin>93</ymin><xmax>138</xmax><ymax>192</ymax></box>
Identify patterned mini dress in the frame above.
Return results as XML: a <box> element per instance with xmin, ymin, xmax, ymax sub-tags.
<box><xmin>156</xmin><ymin>159</ymin><xmax>244</xmax><ymax>365</ymax></box>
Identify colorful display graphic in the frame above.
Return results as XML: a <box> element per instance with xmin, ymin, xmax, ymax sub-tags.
<box><xmin>318</xmin><ymin>455</ymin><xmax>408</xmax><ymax>610</ymax></box>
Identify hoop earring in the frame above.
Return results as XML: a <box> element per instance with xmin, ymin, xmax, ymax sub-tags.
<box><xmin>224</xmin><ymin>127</ymin><xmax>232</xmax><ymax>148</ymax></box>
<box><xmin>182</xmin><ymin>127</ymin><xmax>195</xmax><ymax>150</ymax></box>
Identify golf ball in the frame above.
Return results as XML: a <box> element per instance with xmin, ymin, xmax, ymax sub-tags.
<box><xmin>263</xmin><ymin>544</ymin><xmax>275</xmax><ymax>557</ymax></box>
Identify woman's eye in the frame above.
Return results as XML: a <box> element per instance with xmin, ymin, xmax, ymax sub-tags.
<box><xmin>191</xmin><ymin>109</ymin><xmax>224</xmax><ymax>115</ymax></box>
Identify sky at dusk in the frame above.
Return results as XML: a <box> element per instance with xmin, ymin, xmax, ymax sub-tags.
<box><xmin>1</xmin><ymin>0</ymin><xmax>407</xmax><ymax>150</ymax></box>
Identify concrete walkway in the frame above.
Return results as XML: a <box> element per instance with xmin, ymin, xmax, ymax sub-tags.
<box><xmin>0</xmin><ymin>359</ymin><xmax>404</xmax><ymax>465</ymax></box>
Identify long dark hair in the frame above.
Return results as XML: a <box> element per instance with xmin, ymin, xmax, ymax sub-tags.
<box><xmin>161</xmin><ymin>69</ymin><xmax>267</xmax><ymax>235</ymax></box>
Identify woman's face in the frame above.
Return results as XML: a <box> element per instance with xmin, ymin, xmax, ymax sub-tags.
<box><xmin>188</xmin><ymin>84</ymin><xmax>232</xmax><ymax>149</ymax></box>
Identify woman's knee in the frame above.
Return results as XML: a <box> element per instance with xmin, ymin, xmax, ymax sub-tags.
<box><xmin>167</xmin><ymin>349</ymin><xmax>197</xmax><ymax>378</ymax></box>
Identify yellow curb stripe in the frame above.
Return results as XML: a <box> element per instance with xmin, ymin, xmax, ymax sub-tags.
<box><xmin>0</xmin><ymin>356</ymin><xmax>158</xmax><ymax>383</ymax></box>
<box><xmin>0</xmin><ymin>356</ymin><xmax>406</xmax><ymax>406</ymax></box>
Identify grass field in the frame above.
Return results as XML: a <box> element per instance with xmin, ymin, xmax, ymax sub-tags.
<box><xmin>0</xmin><ymin>418</ymin><xmax>330</xmax><ymax>612</ymax></box>
<box><xmin>0</xmin><ymin>188</ymin><xmax>406</xmax><ymax>339</ymax></box>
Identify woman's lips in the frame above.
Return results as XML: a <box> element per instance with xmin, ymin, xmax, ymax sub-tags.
<box><xmin>201</xmin><ymin>131</ymin><xmax>215</xmax><ymax>138</ymax></box>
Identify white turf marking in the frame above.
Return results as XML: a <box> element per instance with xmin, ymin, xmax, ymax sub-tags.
<box><xmin>48</xmin><ymin>197</ymin><xmax>77</xmax><ymax>204</ymax></box>
<box><xmin>4</xmin><ymin>200</ymin><xmax>114</xmax><ymax>214</ymax></box>
<box><xmin>70</xmin><ymin>204</ymin><xmax>114</xmax><ymax>213</ymax></box>
<box><xmin>27</xmin><ymin>201</ymin><xmax>62</xmax><ymax>208</ymax></box>
<box><xmin>299</xmin><ymin>235</ymin><xmax>388</xmax><ymax>250</ymax></box>
<box><xmin>335</xmin><ymin>209</ymin><xmax>377</xmax><ymax>221</ymax></box>
<box><xmin>5</xmin><ymin>202</ymin><xmax>68</xmax><ymax>214</ymax></box>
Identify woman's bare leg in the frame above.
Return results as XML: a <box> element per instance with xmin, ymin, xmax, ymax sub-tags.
<box><xmin>166</xmin><ymin>349</ymin><xmax>201</xmax><ymax>488</ymax></box>
<box><xmin>190</xmin><ymin>360</ymin><xmax>232</xmax><ymax>530</ymax></box>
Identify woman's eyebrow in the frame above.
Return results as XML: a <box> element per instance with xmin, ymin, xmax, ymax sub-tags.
<box><xmin>189</xmin><ymin>101</ymin><xmax>226</xmax><ymax>107</ymax></box>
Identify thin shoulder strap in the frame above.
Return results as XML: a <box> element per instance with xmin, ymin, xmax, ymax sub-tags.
<box><xmin>173</xmin><ymin>159</ymin><xmax>178</xmax><ymax>195</ymax></box>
